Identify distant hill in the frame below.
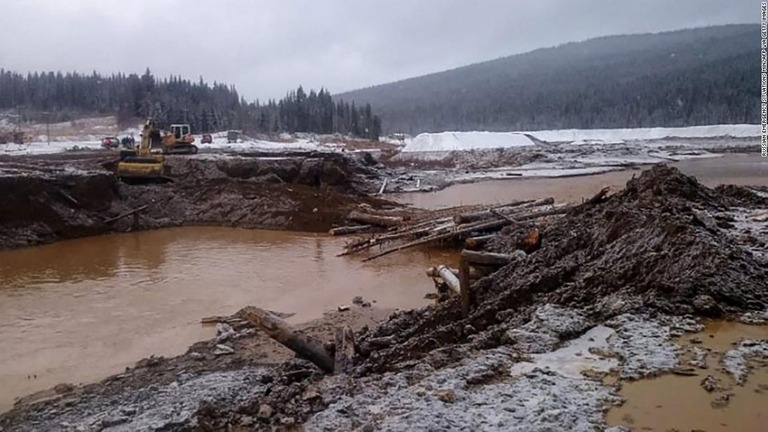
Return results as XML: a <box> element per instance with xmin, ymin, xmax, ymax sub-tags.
<box><xmin>337</xmin><ymin>25</ymin><xmax>758</xmax><ymax>134</ymax></box>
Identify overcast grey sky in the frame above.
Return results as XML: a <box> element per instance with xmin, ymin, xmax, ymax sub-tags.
<box><xmin>0</xmin><ymin>0</ymin><xmax>756</xmax><ymax>101</ymax></box>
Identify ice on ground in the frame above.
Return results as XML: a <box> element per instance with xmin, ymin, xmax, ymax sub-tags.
<box><xmin>307</xmin><ymin>347</ymin><xmax>619</xmax><ymax>432</ymax></box>
<box><xmin>510</xmin><ymin>325</ymin><xmax>618</xmax><ymax>379</ymax></box>
<box><xmin>722</xmin><ymin>340</ymin><xmax>768</xmax><ymax>384</ymax></box>
<box><xmin>607</xmin><ymin>314</ymin><xmax>679</xmax><ymax>378</ymax></box>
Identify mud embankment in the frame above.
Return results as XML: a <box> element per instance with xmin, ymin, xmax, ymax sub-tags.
<box><xmin>2</xmin><ymin>166</ymin><xmax>767</xmax><ymax>431</ymax></box>
<box><xmin>0</xmin><ymin>152</ymin><xmax>387</xmax><ymax>250</ymax></box>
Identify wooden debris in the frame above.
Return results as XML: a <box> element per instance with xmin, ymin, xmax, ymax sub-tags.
<box><xmin>347</xmin><ymin>210</ymin><xmax>403</xmax><ymax>228</ymax></box>
<box><xmin>460</xmin><ymin>250</ymin><xmax>514</xmax><ymax>266</ymax></box>
<box><xmin>465</xmin><ymin>235</ymin><xmax>495</xmax><ymax>250</ymax></box>
<box><xmin>426</xmin><ymin>266</ymin><xmax>489</xmax><ymax>280</ymax></box>
<box><xmin>329</xmin><ymin>225</ymin><xmax>373</xmax><ymax>236</ymax></box>
<box><xmin>518</xmin><ymin>227</ymin><xmax>542</xmax><ymax>253</ymax></box>
<box><xmin>238</xmin><ymin>306</ymin><xmax>334</xmax><ymax>373</ymax></box>
<box><xmin>459</xmin><ymin>257</ymin><xmax>472</xmax><ymax>317</ymax></box>
<box><xmin>334</xmin><ymin>326</ymin><xmax>356</xmax><ymax>374</ymax></box>
<box><xmin>435</xmin><ymin>264</ymin><xmax>461</xmax><ymax>294</ymax></box>
<box><xmin>58</xmin><ymin>190</ymin><xmax>80</xmax><ymax>207</ymax></box>
<box><xmin>104</xmin><ymin>205</ymin><xmax>149</xmax><ymax>224</ymax></box>
<box><xmin>452</xmin><ymin>198</ymin><xmax>553</xmax><ymax>224</ymax></box>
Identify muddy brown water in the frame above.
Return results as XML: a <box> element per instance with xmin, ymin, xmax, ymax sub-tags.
<box><xmin>393</xmin><ymin>154</ymin><xmax>768</xmax><ymax>208</ymax></box>
<box><xmin>607</xmin><ymin>322</ymin><xmax>768</xmax><ymax>432</ymax></box>
<box><xmin>0</xmin><ymin>227</ymin><xmax>457</xmax><ymax>412</ymax></box>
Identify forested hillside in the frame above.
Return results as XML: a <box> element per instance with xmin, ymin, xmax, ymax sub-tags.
<box><xmin>337</xmin><ymin>24</ymin><xmax>758</xmax><ymax>134</ymax></box>
<box><xmin>0</xmin><ymin>70</ymin><xmax>381</xmax><ymax>139</ymax></box>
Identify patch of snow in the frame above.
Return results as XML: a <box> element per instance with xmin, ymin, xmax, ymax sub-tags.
<box><xmin>510</xmin><ymin>325</ymin><xmax>618</xmax><ymax>379</ymax></box>
<box><xmin>403</xmin><ymin>132</ymin><xmax>536</xmax><ymax>152</ymax></box>
<box><xmin>308</xmin><ymin>346</ymin><xmax>618</xmax><ymax>432</ymax></box>
<box><xmin>607</xmin><ymin>314</ymin><xmax>679</xmax><ymax>379</ymax></box>
<box><xmin>527</xmin><ymin>124</ymin><xmax>760</xmax><ymax>144</ymax></box>
<box><xmin>401</xmin><ymin>125</ymin><xmax>758</xmax><ymax>153</ymax></box>
<box><xmin>9</xmin><ymin>368</ymin><xmax>267</xmax><ymax>432</ymax></box>
<box><xmin>0</xmin><ymin>141</ymin><xmax>103</xmax><ymax>156</ymax></box>
<box><xmin>722</xmin><ymin>340</ymin><xmax>768</xmax><ymax>384</ymax></box>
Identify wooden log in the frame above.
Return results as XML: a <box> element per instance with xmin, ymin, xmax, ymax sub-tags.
<box><xmin>347</xmin><ymin>210</ymin><xmax>403</xmax><ymax>228</ymax></box>
<box><xmin>426</xmin><ymin>266</ymin><xmax>487</xmax><ymax>280</ymax></box>
<box><xmin>377</xmin><ymin>178</ymin><xmax>389</xmax><ymax>195</ymax></box>
<box><xmin>465</xmin><ymin>235</ymin><xmax>495</xmax><ymax>250</ymax></box>
<box><xmin>459</xmin><ymin>258</ymin><xmax>471</xmax><ymax>317</ymax></box>
<box><xmin>460</xmin><ymin>250</ymin><xmax>514</xmax><ymax>266</ymax></box>
<box><xmin>58</xmin><ymin>190</ymin><xmax>80</xmax><ymax>207</ymax></box>
<box><xmin>453</xmin><ymin>199</ymin><xmax>533</xmax><ymax>224</ymax></box>
<box><xmin>453</xmin><ymin>198</ymin><xmax>553</xmax><ymax>224</ymax></box>
<box><xmin>334</xmin><ymin>325</ymin><xmax>356</xmax><ymax>374</ymax></box>
<box><xmin>435</xmin><ymin>265</ymin><xmax>461</xmax><ymax>294</ymax></box>
<box><xmin>237</xmin><ymin>306</ymin><xmax>334</xmax><ymax>373</ymax></box>
<box><xmin>329</xmin><ymin>225</ymin><xmax>373</xmax><ymax>236</ymax></box>
<box><xmin>104</xmin><ymin>205</ymin><xmax>149</xmax><ymax>224</ymax></box>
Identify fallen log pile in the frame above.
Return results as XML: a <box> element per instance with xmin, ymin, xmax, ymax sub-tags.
<box><xmin>335</xmin><ymin>197</ymin><xmax>575</xmax><ymax>260</ymax></box>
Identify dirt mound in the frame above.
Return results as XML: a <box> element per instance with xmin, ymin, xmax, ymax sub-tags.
<box><xmin>355</xmin><ymin>165</ymin><xmax>768</xmax><ymax>373</ymax></box>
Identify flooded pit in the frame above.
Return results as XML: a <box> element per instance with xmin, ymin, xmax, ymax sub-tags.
<box><xmin>0</xmin><ymin>227</ymin><xmax>457</xmax><ymax>412</ymax></box>
<box><xmin>606</xmin><ymin>322</ymin><xmax>768</xmax><ymax>432</ymax></box>
<box><xmin>393</xmin><ymin>154</ymin><xmax>768</xmax><ymax>209</ymax></box>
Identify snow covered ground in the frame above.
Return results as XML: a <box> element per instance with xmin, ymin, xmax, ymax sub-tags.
<box><xmin>401</xmin><ymin>124</ymin><xmax>760</xmax><ymax>153</ymax></box>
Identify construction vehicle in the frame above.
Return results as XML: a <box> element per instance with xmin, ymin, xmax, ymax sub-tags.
<box><xmin>116</xmin><ymin>119</ymin><xmax>165</xmax><ymax>181</ymax></box>
<box><xmin>162</xmin><ymin>124</ymin><xmax>198</xmax><ymax>154</ymax></box>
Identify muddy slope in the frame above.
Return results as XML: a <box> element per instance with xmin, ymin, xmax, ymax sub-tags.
<box><xmin>355</xmin><ymin>166</ymin><xmax>768</xmax><ymax>373</ymax></box>
<box><xmin>0</xmin><ymin>152</ymin><xmax>387</xmax><ymax>250</ymax></box>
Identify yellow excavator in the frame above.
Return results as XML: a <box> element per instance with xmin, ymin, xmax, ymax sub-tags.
<box><xmin>162</xmin><ymin>124</ymin><xmax>198</xmax><ymax>154</ymax></box>
<box><xmin>116</xmin><ymin>119</ymin><xmax>165</xmax><ymax>181</ymax></box>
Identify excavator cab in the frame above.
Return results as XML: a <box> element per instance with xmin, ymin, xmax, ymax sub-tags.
<box><xmin>171</xmin><ymin>124</ymin><xmax>190</xmax><ymax>139</ymax></box>
<box><xmin>116</xmin><ymin>119</ymin><xmax>166</xmax><ymax>182</ymax></box>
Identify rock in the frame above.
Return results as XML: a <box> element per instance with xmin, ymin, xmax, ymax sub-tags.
<box><xmin>136</xmin><ymin>355</ymin><xmax>163</xmax><ymax>368</ymax></box>
<box><xmin>671</xmin><ymin>367</ymin><xmax>698</xmax><ymax>376</ymax></box>
<box><xmin>692</xmin><ymin>295</ymin><xmax>722</xmax><ymax>317</ymax></box>
<box><xmin>189</xmin><ymin>352</ymin><xmax>205</xmax><ymax>361</ymax></box>
<box><xmin>352</xmin><ymin>296</ymin><xmax>364</xmax><ymax>305</ymax></box>
<box><xmin>215</xmin><ymin>323</ymin><xmax>236</xmax><ymax>343</ymax></box>
<box><xmin>281</xmin><ymin>417</ymin><xmax>296</xmax><ymax>426</ymax></box>
<box><xmin>424</xmin><ymin>292</ymin><xmax>439</xmax><ymax>300</ymax></box>
<box><xmin>361</xmin><ymin>301</ymin><xmax>372</xmax><ymax>308</ymax></box>
<box><xmin>240</xmin><ymin>415</ymin><xmax>255</xmax><ymax>426</ymax></box>
<box><xmin>213</xmin><ymin>344</ymin><xmax>234</xmax><ymax>356</ymax></box>
<box><xmin>433</xmin><ymin>389</ymin><xmax>457</xmax><ymax>403</ymax></box>
<box><xmin>338</xmin><ymin>305</ymin><xmax>351</xmax><ymax>312</ymax></box>
<box><xmin>361</xmin><ymin>423</ymin><xmax>375</xmax><ymax>432</ymax></box>
<box><xmin>711</xmin><ymin>393</ymin><xmax>732</xmax><ymax>409</ymax></box>
<box><xmin>101</xmin><ymin>415</ymin><xmax>129</xmax><ymax>427</ymax></box>
<box><xmin>120</xmin><ymin>406</ymin><xmax>138</xmax><ymax>416</ymax></box>
<box><xmin>53</xmin><ymin>383</ymin><xmax>75</xmax><ymax>394</ymax></box>
<box><xmin>257</xmin><ymin>403</ymin><xmax>274</xmax><ymax>420</ymax></box>
<box><xmin>689</xmin><ymin>336</ymin><xmax>702</xmax><ymax>344</ymax></box>
<box><xmin>700</xmin><ymin>375</ymin><xmax>719</xmax><ymax>392</ymax></box>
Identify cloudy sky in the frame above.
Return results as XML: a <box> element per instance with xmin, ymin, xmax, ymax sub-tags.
<box><xmin>0</xmin><ymin>0</ymin><xmax>756</xmax><ymax>101</ymax></box>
